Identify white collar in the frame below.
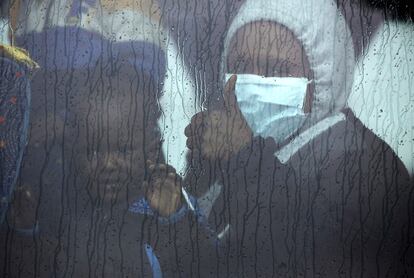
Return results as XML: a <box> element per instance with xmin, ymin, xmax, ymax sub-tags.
<box><xmin>275</xmin><ymin>112</ymin><xmax>346</xmax><ymax>163</ymax></box>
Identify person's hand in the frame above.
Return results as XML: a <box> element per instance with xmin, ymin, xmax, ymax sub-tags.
<box><xmin>184</xmin><ymin>75</ymin><xmax>253</xmax><ymax>160</ymax></box>
<box><xmin>144</xmin><ymin>160</ymin><xmax>183</xmax><ymax>217</ymax></box>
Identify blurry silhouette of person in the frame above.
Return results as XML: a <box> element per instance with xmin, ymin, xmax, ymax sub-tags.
<box><xmin>0</xmin><ymin>3</ymin><xmax>39</xmax><ymax>234</ymax></box>
<box><xmin>140</xmin><ymin>0</ymin><xmax>413</xmax><ymax>277</ymax></box>
<box><xmin>0</xmin><ymin>55</ymin><xmax>33</xmax><ymax>231</ymax></box>
<box><xmin>0</xmin><ymin>0</ymin><xmax>192</xmax><ymax>276</ymax></box>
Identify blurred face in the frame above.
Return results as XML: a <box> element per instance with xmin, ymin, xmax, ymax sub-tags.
<box><xmin>227</xmin><ymin>21</ymin><xmax>314</xmax><ymax>113</ymax></box>
<box><xmin>19</xmin><ymin>45</ymin><xmax>165</xmax><ymax>210</ymax></box>
<box><xmin>74</xmin><ymin>61</ymin><xmax>163</xmax><ymax>204</ymax></box>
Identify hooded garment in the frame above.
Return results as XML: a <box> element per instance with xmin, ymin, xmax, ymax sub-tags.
<box><xmin>148</xmin><ymin>0</ymin><xmax>411</xmax><ymax>277</ymax></box>
<box><xmin>222</xmin><ymin>0</ymin><xmax>355</xmax><ymax>163</ymax></box>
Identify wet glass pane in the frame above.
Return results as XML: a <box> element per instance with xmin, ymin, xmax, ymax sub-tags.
<box><xmin>0</xmin><ymin>0</ymin><xmax>413</xmax><ymax>277</ymax></box>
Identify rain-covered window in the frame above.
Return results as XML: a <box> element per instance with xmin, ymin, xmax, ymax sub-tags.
<box><xmin>0</xmin><ymin>0</ymin><xmax>413</xmax><ymax>277</ymax></box>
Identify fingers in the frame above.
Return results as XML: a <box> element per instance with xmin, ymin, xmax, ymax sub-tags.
<box><xmin>185</xmin><ymin>112</ymin><xmax>207</xmax><ymax>151</ymax></box>
<box><xmin>186</xmin><ymin>136</ymin><xmax>194</xmax><ymax>149</ymax></box>
<box><xmin>184</xmin><ymin>124</ymin><xmax>192</xmax><ymax>138</ymax></box>
<box><xmin>145</xmin><ymin>160</ymin><xmax>181</xmax><ymax>185</ymax></box>
<box><xmin>184</xmin><ymin>112</ymin><xmax>205</xmax><ymax>137</ymax></box>
<box><xmin>223</xmin><ymin>74</ymin><xmax>238</xmax><ymax>113</ymax></box>
<box><xmin>146</xmin><ymin>160</ymin><xmax>172</xmax><ymax>173</ymax></box>
<box><xmin>167</xmin><ymin>172</ymin><xmax>179</xmax><ymax>186</ymax></box>
<box><xmin>143</xmin><ymin>160</ymin><xmax>184</xmax><ymax>216</ymax></box>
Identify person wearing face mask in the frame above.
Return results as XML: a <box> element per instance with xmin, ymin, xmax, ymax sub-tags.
<box><xmin>140</xmin><ymin>0</ymin><xmax>413</xmax><ymax>276</ymax></box>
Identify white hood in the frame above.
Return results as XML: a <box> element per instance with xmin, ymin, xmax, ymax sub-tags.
<box><xmin>222</xmin><ymin>0</ymin><xmax>355</xmax><ymax>163</ymax></box>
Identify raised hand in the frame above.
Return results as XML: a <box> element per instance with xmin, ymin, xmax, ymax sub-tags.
<box><xmin>144</xmin><ymin>160</ymin><xmax>183</xmax><ymax>217</ymax></box>
<box><xmin>184</xmin><ymin>75</ymin><xmax>253</xmax><ymax>160</ymax></box>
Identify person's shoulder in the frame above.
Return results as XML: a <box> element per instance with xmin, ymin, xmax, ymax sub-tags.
<box><xmin>304</xmin><ymin>109</ymin><xmax>393</xmax><ymax>155</ymax></box>
<box><xmin>336</xmin><ymin>109</ymin><xmax>409</xmax><ymax>179</ymax></box>
<box><xmin>284</xmin><ymin>109</ymin><xmax>407</xmax><ymax>174</ymax></box>
<box><xmin>344</xmin><ymin>109</ymin><xmax>408</xmax><ymax>165</ymax></box>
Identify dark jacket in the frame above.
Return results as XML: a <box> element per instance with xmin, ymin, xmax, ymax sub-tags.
<box><xmin>149</xmin><ymin>109</ymin><xmax>413</xmax><ymax>278</ymax></box>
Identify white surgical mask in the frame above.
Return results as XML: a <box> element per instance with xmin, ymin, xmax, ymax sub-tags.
<box><xmin>225</xmin><ymin>74</ymin><xmax>310</xmax><ymax>143</ymax></box>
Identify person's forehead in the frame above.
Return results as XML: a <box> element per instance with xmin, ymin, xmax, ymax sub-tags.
<box><xmin>229</xmin><ymin>21</ymin><xmax>303</xmax><ymax>59</ymax></box>
<box><xmin>226</xmin><ymin>20</ymin><xmax>311</xmax><ymax>77</ymax></box>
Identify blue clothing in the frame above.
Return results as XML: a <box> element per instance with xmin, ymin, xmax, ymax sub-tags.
<box><xmin>0</xmin><ymin>57</ymin><xmax>31</xmax><ymax>225</ymax></box>
<box><xmin>143</xmin><ymin>244</ymin><xmax>163</xmax><ymax>278</ymax></box>
<box><xmin>130</xmin><ymin>194</ymin><xmax>217</xmax><ymax>277</ymax></box>
<box><xmin>129</xmin><ymin>196</ymin><xmax>193</xmax><ymax>225</ymax></box>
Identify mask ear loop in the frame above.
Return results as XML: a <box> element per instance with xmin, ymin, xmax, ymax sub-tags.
<box><xmin>302</xmin><ymin>78</ymin><xmax>314</xmax><ymax>114</ymax></box>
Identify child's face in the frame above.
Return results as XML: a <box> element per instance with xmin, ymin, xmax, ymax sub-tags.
<box><xmin>76</xmin><ymin>65</ymin><xmax>164</xmax><ymax>203</ymax></box>
<box><xmin>20</xmin><ymin>58</ymin><xmax>164</xmax><ymax>206</ymax></box>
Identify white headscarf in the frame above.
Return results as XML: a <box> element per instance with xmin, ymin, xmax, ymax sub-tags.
<box><xmin>222</xmin><ymin>0</ymin><xmax>355</xmax><ymax>162</ymax></box>
<box><xmin>223</xmin><ymin>0</ymin><xmax>354</xmax><ymax>126</ymax></box>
